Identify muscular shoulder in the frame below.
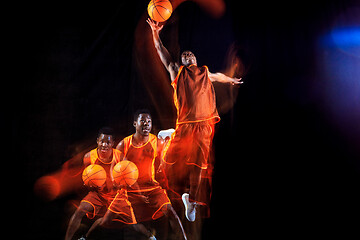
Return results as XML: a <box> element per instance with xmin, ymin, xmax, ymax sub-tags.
<box><xmin>116</xmin><ymin>139</ymin><xmax>125</xmax><ymax>152</ymax></box>
<box><xmin>83</xmin><ymin>151</ymin><xmax>91</xmax><ymax>166</ymax></box>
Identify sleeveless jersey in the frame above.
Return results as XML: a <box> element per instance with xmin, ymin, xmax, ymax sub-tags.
<box><xmin>172</xmin><ymin>65</ymin><xmax>220</xmax><ymax>125</ymax></box>
<box><xmin>87</xmin><ymin>148</ymin><xmax>121</xmax><ymax>193</ymax></box>
<box><xmin>121</xmin><ymin>134</ymin><xmax>159</xmax><ymax>192</ymax></box>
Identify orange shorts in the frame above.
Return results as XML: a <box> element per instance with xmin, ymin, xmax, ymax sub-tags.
<box><xmin>128</xmin><ymin>186</ymin><xmax>171</xmax><ymax>222</ymax></box>
<box><xmin>81</xmin><ymin>189</ymin><xmax>136</xmax><ymax>224</ymax></box>
<box><xmin>163</xmin><ymin>121</ymin><xmax>215</xmax><ymax>169</ymax></box>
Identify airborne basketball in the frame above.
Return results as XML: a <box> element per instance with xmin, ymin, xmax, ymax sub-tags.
<box><xmin>147</xmin><ymin>0</ymin><xmax>173</xmax><ymax>22</ymax></box>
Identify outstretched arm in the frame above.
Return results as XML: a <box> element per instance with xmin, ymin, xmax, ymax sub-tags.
<box><xmin>208</xmin><ymin>72</ymin><xmax>243</xmax><ymax>85</ymax></box>
<box><xmin>147</xmin><ymin>18</ymin><xmax>179</xmax><ymax>81</ymax></box>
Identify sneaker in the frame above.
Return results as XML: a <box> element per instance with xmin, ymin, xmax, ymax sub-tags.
<box><xmin>78</xmin><ymin>236</ymin><xmax>86</xmax><ymax>240</ymax></box>
<box><xmin>149</xmin><ymin>235</ymin><xmax>157</xmax><ymax>240</ymax></box>
<box><xmin>182</xmin><ymin>193</ymin><xmax>196</xmax><ymax>222</ymax></box>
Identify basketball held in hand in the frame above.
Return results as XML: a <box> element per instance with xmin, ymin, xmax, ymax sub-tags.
<box><xmin>82</xmin><ymin>164</ymin><xmax>107</xmax><ymax>188</ymax></box>
<box><xmin>112</xmin><ymin>160</ymin><xmax>139</xmax><ymax>187</ymax></box>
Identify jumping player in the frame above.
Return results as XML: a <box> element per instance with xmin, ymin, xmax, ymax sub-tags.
<box><xmin>65</xmin><ymin>127</ymin><xmax>138</xmax><ymax>240</ymax></box>
<box><xmin>117</xmin><ymin>109</ymin><xmax>187</xmax><ymax>240</ymax></box>
<box><xmin>147</xmin><ymin>18</ymin><xmax>243</xmax><ymax>222</ymax></box>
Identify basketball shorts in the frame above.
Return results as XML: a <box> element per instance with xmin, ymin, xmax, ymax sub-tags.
<box><xmin>81</xmin><ymin>189</ymin><xmax>136</xmax><ymax>224</ymax></box>
<box><xmin>162</xmin><ymin>121</ymin><xmax>215</xmax><ymax>169</ymax></box>
<box><xmin>127</xmin><ymin>186</ymin><xmax>171</xmax><ymax>222</ymax></box>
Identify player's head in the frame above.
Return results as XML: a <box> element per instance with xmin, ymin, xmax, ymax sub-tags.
<box><xmin>97</xmin><ymin>127</ymin><xmax>115</xmax><ymax>156</ymax></box>
<box><xmin>181</xmin><ymin>50</ymin><xmax>197</xmax><ymax>66</ymax></box>
<box><xmin>133</xmin><ymin>109</ymin><xmax>152</xmax><ymax>136</ymax></box>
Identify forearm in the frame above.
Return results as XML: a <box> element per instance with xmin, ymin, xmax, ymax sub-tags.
<box><xmin>209</xmin><ymin>72</ymin><xmax>243</xmax><ymax>84</ymax></box>
<box><xmin>151</xmin><ymin>29</ymin><xmax>173</xmax><ymax>68</ymax></box>
<box><xmin>151</xmin><ymin>29</ymin><xmax>162</xmax><ymax>50</ymax></box>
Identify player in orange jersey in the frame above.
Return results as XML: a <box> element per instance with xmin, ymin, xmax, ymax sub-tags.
<box><xmin>65</xmin><ymin>127</ymin><xmax>138</xmax><ymax>240</ymax></box>
<box><xmin>69</xmin><ymin>127</ymin><xmax>159</xmax><ymax>240</ymax></box>
<box><xmin>117</xmin><ymin>109</ymin><xmax>187</xmax><ymax>240</ymax></box>
<box><xmin>147</xmin><ymin>18</ymin><xmax>243</xmax><ymax>222</ymax></box>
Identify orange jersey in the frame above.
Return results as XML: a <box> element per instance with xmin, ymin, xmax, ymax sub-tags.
<box><xmin>121</xmin><ymin>134</ymin><xmax>159</xmax><ymax>192</ymax></box>
<box><xmin>85</xmin><ymin>148</ymin><xmax>121</xmax><ymax>193</ymax></box>
<box><xmin>172</xmin><ymin>65</ymin><xmax>220</xmax><ymax>125</ymax></box>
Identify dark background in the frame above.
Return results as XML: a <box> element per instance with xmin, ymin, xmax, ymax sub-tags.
<box><xmin>17</xmin><ymin>0</ymin><xmax>360</xmax><ymax>238</ymax></box>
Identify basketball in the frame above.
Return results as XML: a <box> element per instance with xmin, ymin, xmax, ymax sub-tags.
<box><xmin>82</xmin><ymin>164</ymin><xmax>107</xmax><ymax>187</ymax></box>
<box><xmin>112</xmin><ymin>160</ymin><xmax>139</xmax><ymax>186</ymax></box>
<box><xmin>147</xmin><ymin>0</ymin><xmax>173</xmax><ymax>22</ymax></box>
<box><xmin>34</xmin><ymin>176</ymin><xmax>61</xmax><ymax>201</ymax></box>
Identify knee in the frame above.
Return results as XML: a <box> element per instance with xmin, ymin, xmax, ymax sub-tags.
<box><xmin>99</xmin><ymin>218</ymin><xmax>110</xmax><ymax>227</ymax></box>
<box><xmin>71</xmin><ymin>208</ymin><xmax>86</xmax><ymax>222</ymax></box>
<box><xmin>161</xmin><ymin>204</ymin><xmax>171</xmax><ymax>216</ymax></box>
<box><xmin>99</xmin><ymin>213</ymin><xmax>114</xmax><ymax>227</ymax></box>
<box><xmin>73</xmin><ymin>202</ymin><xmax>93</xmax><ymax>220</ymax></box>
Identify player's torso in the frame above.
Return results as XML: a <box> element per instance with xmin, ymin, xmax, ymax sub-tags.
<box><xmin>90</xmin><ymin>148</ymin><xmax>120</xmax><ymax>193</ymax></box>
<box><xmin>124</xmin><ymin>134</ymin><xmax>159</xmax><ymax>191</ymax></box>
<box><xmin>173</xmin><ymin>65</ymin><xmax>220</xmax><ymax>124</ymax></box>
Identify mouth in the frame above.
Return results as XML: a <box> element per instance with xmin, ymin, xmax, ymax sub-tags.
<box><xmin>142</xmin><ymin>127</ymin><xmax>151</xmax><ymax>134</ymax></box>
<box><xmin>99</xmin><ymin>147</ymin><xmax>110</xmax><ymax>153</ymax></box>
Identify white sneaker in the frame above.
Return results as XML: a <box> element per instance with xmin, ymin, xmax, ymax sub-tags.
<box><xmin>149</xmin><ymin>235</ymin><xmax>157</xmax><ymax>240</ymax></box>
<box><xmin>182</xmin><ymin>193</ymin><xmax>196</xmax><ymax>222</ymax></box>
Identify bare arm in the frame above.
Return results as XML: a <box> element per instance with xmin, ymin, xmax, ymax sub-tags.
<box><xmin>83</xmin><ymin>152</ymin><xmax>91</xmax><ymax>167</ymax></box>
<box><xmin>208</xmin><ymin>72</ymin><xmax>243</xmax><ymax>85</ymax></box>
<box><xmin>147</xmin><ymin>18</ymin><xmax>179</xmax><ymax>82</ymax></box>
<box><xmin>116</xmin><ymin>140</ymin><xmax>125</xmax><ymax>160</ymax></box>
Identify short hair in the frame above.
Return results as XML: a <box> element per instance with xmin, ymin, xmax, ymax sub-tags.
<box><xmin>133</xmin><ymin>109</ymin><xmax>152</xmax><ymax>121</ymax></box>
<box><xmin>98</xmin><ymin>127</ymin><xmax>114</xmax><ymax>137</ymax></box>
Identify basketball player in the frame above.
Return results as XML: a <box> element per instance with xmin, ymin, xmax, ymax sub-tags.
<box><xmin>116</xmin><ymin>109</ymin><xmax>187</xmax><ymax>240</ymax></box>
<box><xmin>65</xmin><ymin>127</ymin><xmax>134</xmax><ymax>239</ymax></box>
<box><xmin>65</xmin><ymin>127</ymin><xmax>155</xmax><ymax>240</ymax></box>
<box><xmin>147</xmin><ymin>18</ymin><xmax>242</xmax><ymax>221</ymax></box>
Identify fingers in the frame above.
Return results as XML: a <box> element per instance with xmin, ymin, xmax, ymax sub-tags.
<box><xmin>146</xmin><ymin>18</ymin><xmax>164</xmax><ymax>31</ymax></box>
<box><xmin>146</xmin><ymin>18</ymin><xmax>153</xmax><ymax>26</ymax></box>
<box><xmin>231</xmin><ymin>78</ymin><xmax>244</xmax><ymax>85</ymax></box>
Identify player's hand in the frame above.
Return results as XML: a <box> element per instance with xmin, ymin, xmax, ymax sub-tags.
<box><xmin>231</xmin><ymin>77</ymin><xmax>243</xmax><ymax>85</ymax></box>
<box><xmin>146</xmin><ymin>18</ymin><xmax>163</xmax><ymax>33</ymax></box>
<box><xmin>86</xmin><ymin>184</ymin><xmax>101</xmax><ymax>192</ymax></box>
<box><xmin>140</xmin><ymin>195</ymin><xmax>150</xmax><ymax>204</ymax></box>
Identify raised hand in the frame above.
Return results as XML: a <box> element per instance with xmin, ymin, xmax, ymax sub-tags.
<box><xmin>146</xmin><ymin>18</ymin><xmax>163</xmax><ymax>33</ymax></box>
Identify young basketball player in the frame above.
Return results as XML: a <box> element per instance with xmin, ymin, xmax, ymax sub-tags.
<box><xmin>65</xmin><ymin>127</ymin><xmax>137</xmax><ymax>240</ymax></box>
<box><xmin>116</xmin><ymin>109</ymin><xmax>187</xmax><ymax>240</ymax></box>
<box><xmin>147</xmin><ymin>18</ymin><xmax>242</xmax><ymax>221</ymax></box>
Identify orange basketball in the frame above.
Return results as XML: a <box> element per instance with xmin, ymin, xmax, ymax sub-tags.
<box><xmin>112</xmin><ymin>160</ymin><xmax>139</xmax><ymax>186</ymax></box>
<box><xmin>147</xmin><ymin>0</ymin><xmax>173</xmax><ymax>22</ymax></box>
<box><xmin>82</xmin><ymin>164</ymin><xmax>107</xmax><ymax>187</ymax></box>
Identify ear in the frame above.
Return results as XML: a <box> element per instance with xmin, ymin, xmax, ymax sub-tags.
<box><xmin>133</xmin><ymin>121</ymin><xmax>137</xmax><ymax>128</ymax></box>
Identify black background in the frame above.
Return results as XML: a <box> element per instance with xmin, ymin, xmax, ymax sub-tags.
<box><xmin>17</xmin><ymin>0</ymin><xmax>360</xmax><ymax>238</ymax></box>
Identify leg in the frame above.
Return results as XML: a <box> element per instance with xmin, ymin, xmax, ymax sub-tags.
<box><xmin>183</xmin><ymin>123</ymin><xmax>214</xmax><ymax>221</ymax></box>
<box><xmin>162</xmin><ymin>204</ymin><xmax>188</xmax><ymax>240</ymax></box>
<box><xmin>181</xmin><ymin>166</ymin><xmax>204</xmax><ymax>222</ymax></box>
<box><xmin>86</xmin><ymin>211</ymin><xmax>154</xmax><ymax>239</ymax></box>
<box><xmin>65</xmin><ymin>201</ymin><xmax>93</xmax><ymax>240</ymax></box>
<box><xmin>85</xmin><ymin>210</ymin><xmax>117</xmax><ymax>238</ymax></box>
<box><xmin>189</xmin><ymin>166</ymin><xmax>203</xmax><ymax>203</ymax></box>
<box><xmin>84</xmin><ymin>217</ymin><xmax>102</xmax><ymax>238</ymax></box>
<box><xmin>132</xmin><ymin>223</ymin><xmax>156</xmax><ymax>239</ymax></box>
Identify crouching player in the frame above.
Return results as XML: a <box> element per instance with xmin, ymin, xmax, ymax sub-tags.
<box><xmin>117</xmin><ymin>109</ymin><xmax>187</xmax><ymax>240</ymax></box>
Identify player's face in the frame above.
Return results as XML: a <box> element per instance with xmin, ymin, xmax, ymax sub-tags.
<box><xmin>134</xmin><ymin>114</ymin><xmax>152</xmax><ymax>136</ymax></box>
<box><xmin>97</xmin><ymin>134</ymin><xmax>114</xmax><ymax>156</ymax></box>
<box><xmin>181</xmin><ymin>51</ymin><xmax>197</xmax><ymax>66</ymax></box>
